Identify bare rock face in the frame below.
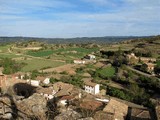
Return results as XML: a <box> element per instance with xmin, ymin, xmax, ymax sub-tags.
<box><xmin>0</xmin><ymin>95</ymin><xmax>14</xmax><ymax>119</ymax></box>
<box><xmin>54</xmin><ymin>109</ymin><xmax>82</xmax><ymax>120</ymax></box>
<box><xmin>78</xmin><ymin>117</ymin><xmax>94</xmax><ymax>120</ymax></box>
<box><xmin>16</xmin><ymin>93</ymin><xmax>47</xmax><ymax>119</ymax></box>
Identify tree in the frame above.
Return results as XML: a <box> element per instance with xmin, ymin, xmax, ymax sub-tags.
<box><xmin>24</xmin><ymin>74</ymin><xmax>29</xmax><ymax>80</ymax></box>
<box><xmin>50</xmin><ymin>77</ymin><xmax>58</xmax><ymax>84</ymax></box>
<box><xmin>30</xmin><ymin>70</ymin><xmax>39</xmax><ymax>79</ymax></box>
<box><xmin>140</xmin><ymin>63</ymin><xmax>148</xmax><ymax>72</ymax></box>
<box><xmin>2</xmin><ymin>58</ymin><xmax>23</xmax><ymax>75</ymax></box>
<box><xmin>154</xmin><ymin>65</ymin><xmax>160</xmax><ymax>75</ymax></box>
<box><xmin>129</xmin><ymin>84</ymin><xmax>150</xmax><ymax>105</ymax></box>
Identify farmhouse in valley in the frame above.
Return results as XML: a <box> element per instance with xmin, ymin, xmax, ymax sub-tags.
<box><xmin>84</xmin><ymin>81</ymin><xmax>100</xmax><ymax>94</ymax></box>
<box><xmin>27</xmin><ymin>79</ymin><xmax>40</xmax><ymax>87</ymax></box>
<box><xmin>36</xmin><ymin>76</ymin><xmax>50</xmax><ymax>85</ymax></box>
<box><xmin>85</xmin><ymin>54</ymin><xmax>96</xmax><ymax>60</ymax></box>
<box><xmin>126</xmin><ymin>53</ymin><xmax>138</xmax><ymax>60</ymax></box>
<box><xmin>73</xmin><ymin>60</ymin><xmax>85</xmax><ymax>64</ymax></box>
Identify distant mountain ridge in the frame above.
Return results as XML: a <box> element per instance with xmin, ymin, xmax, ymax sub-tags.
<box><xmin>0</xmin><ymin>36</ymin><xmax>152</xmax><ymax>44</ymax></box>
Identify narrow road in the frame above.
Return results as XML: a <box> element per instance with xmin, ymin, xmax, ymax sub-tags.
<box><xmin>126</xmin><ymin>66</ymin><xmax>160</xmax><ymax>80</ymax></box>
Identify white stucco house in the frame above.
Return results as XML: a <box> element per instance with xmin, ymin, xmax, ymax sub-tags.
<box><xmin>27</xmin><ymin>79</ymin><xmax>40</xmax><ymax>87</ymax></box>
<box><xmin>73</xmin><ymin>60</ymin><xmax>86</xmax><ymax>64</ymax></box>
<box><xmin>36</xmin><ymin>87</ymin><xmax>56</xmax><ymax>100</ymax></box>
<box><xmin>58</xmin><ymin>95</ymin><xmax>74</xmax><ymax>106</ymax></box>
<box><xmin>43</xmin><ymin>78</ymin><xmax>50</xmax><ymax>84</ymax></box>
<box><xmin>84</xmin><ymin>81</ymin><xmax>99</xmax><ymax>94</ymax></box>
<box><xmin>36</xmin><ymin>76</ymin><xmax>50</xmax><ymax>85</ymax></box>
<box><xmin>85</xmin><ymin>54</ymin><xmax>96</xmax><ymax>60</ymax></box>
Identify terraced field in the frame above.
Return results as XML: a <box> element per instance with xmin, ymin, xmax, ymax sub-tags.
<box><xmin>18</xmin><ymin>59</ymin><xmax>65</xmax><ymax>72</ymax></box>
<box><xmin>27</xmin><ymin>47</ymin><xmax>99</xmax><ymax>58</ymax></box>
<box><xmin>0</xmin><ymin>43</ymin><xmax>99</xmax><ymax>72</ymax></box>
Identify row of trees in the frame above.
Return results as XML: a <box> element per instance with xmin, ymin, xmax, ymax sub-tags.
<box><xmin>50</xmin><ymin>74</ymin><xmax>84</xmax><ymax>88</ymax></box>
<box><xmin>100</xmin><ymin>48</ymin><xmax>129</xmax><ymax>67</ymax></box>
<box><xmin>107</xmin><ymin>84</ymin><xmax>153</xmax><ymax>108</ymax></box>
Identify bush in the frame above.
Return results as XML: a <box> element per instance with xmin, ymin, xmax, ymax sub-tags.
<box><xmin>76</xmin><ymin>67</ymin><xmax>85</xmax><ymax>74</ymax></box>
<box><xmin>60</xmin><ymin>75</ymin><xmax>84</xmax><ymax>88</ymax></box>
<box><xmin>50</xmin><ymin>77</ymin><xmax>59</xmax><ymax>84</ymax></box>
<box><xmin>107</xmin><ymin>84</ymin><xmax>153</xmax><ymax>108</ymax></box>
<box><xmin>2</xmin><ymin>58</ymin><xmax>24</xmax><ymax>75</ymax></box>
<box><xmin>98</xmin><ymin>67</ymin><xmax>115</xmax><ymax>79</ymax></box>
<box><xmin>60</xmin><ymin>71</ymin><xmax>68</xmax><ymax>75</ymax></box>
<box><xmin>107</xmin><ymin>86</ymin><xmax>132</xmax><ymax>101</ymax></box>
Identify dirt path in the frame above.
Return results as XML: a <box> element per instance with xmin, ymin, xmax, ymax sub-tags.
<box><xmin>8</xmin><ymin>48</ymin><xmax>12</xmax><ymax>53</ymax></box>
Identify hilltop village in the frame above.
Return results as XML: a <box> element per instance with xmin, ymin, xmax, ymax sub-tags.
<box><xmin>0</xmin><ymin>36</ymin><xmax>160</xmax><ymax>120</ymax></box>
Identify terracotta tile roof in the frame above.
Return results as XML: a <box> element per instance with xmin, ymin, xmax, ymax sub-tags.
<box><xmin>82</xmin><ymin>73</ymin><xmax>91</xmax><ymax>77</ymax></box>
<box><xmin>55</xmin><ymin>90</ymin><xmax>70</xmax><ymax>97</ymax></box>
<box><xmin>94</xmin><ymin>111</ymin><xmax>114</xmax><ymax>120</ymax></box>
<box><xmin>82</xmin><ymin>78</ymin><xmax>93</xmax><ymax>82</ymax></box>
<box><xmin>131</xmin><ymin>108</ymin><xmax>151</xmax><ymax>119</ymax></box>
<box><xmin>52</xmin><ymin>82</ymin><xmax>74</xmax><ymax>97</ymax></box>
<box><xmin>80</xmin><ymin>100</ymin><xmax>103</xmax><ymax>111</ymax></box>
<box><xmin>36</xmin><ymin>87</ymin><xmax>53</xmax><ymax>95</ymax></box>
<box><xmin>84</xmin><ymin>81</ymin><xmax>97</xmax><ymax>87</ymax></box>
<box><xmin>103</xmin><ymin>99</ymin><xmax>128</xmax><ymax>120</ymax></box>
<box><xmin>53</xmin><ymin>82</ymin><xmax>73</xmax><ymax>91</ymax></box>
<box><xmin>60</xmin><ymin>95</ymin><xmax>74</xmax><ymax>101</ymax></box>
<box><xmin>36</xmin><ymin>76</ymin><xmax>46</xmax><ymax>81</ymax></box>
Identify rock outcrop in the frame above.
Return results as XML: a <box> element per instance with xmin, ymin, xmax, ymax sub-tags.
<box><xmin>54</xmin><ymin>109</ymin><xmax>82</xmax><ymax>120</ymax></box>
<box><xmin>0</xmin><ymin>95</ymin><xmax>14</xmax><ymax>119</ymax></box>
<box><xmin>16</xmin><ymin>93</ymin><xmax>47</xmax><ymax>119</ymax></box>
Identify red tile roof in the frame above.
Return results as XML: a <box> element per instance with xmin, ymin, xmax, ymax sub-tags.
<box><xmin>60</xmin><ymin>95</ymin><xmax>74</xmax><ymax>101</ymax></box>
<box><xmin>80</xmin><ymin>100</ymin><xmax>103</xmax><ymax>111</ymax></box>
<box><xmin>84</xmin><ymin>81</ymin><xmax>97</xmax><ymax>87</ymax></box>
<box><xmin>36</xmin><ymin>76</ymin><xmax>46</xmax><ymax>81</ymax></box>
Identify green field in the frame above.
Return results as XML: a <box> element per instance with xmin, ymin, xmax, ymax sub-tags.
<box><xmin>0</xmin><ymin>45</ymin><xmax>11</xmax><ymax>53</ymax></box>
<box><xmin>98</xmin><ymin>66</ymin><xmax>116</xmax><ymax>78</ymax></box>
<box><xmin>0</xmin><ymin>53</ymin><xmax>22</xmax><ymax>58</ymax></box>
<box><xmin>18</xmin><ymin>59</ymin><xmax>65</xmax><ymax>72</ymax></box>
<box><xmin>27</xmin><ymin>50</ymin><xmax>53</xmax><ymax>57</ymax></box>
<box><xmin>27</xmin><ymin>47</ymin><xmax>99</xmax><ymax>57</ymax></box>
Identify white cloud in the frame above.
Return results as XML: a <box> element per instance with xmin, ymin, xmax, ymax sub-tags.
<box><xmin>0</xmin><ymin>0</ymin><xmax>159</xmax><ymax>37</ymax></box>
<box><xmin>81</xmin><ymin>0</ymin><xmax>119</xmax><ymax>7</ymax></box>
<box><xmin>0</xmin><ymin>0</ymin><xmax>75</xmax><ymax>14</ymax></box>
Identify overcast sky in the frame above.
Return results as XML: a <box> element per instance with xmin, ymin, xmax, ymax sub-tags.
<box><xmin>0</xmin><ymin>0</ymin><xmax>160</xmax><ymax>38</ymax></box>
